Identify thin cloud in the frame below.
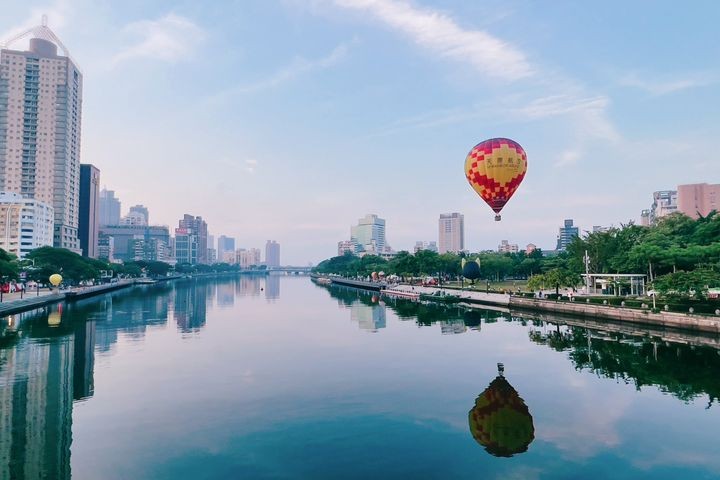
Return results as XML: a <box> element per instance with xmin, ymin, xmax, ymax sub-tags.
<box><xmin>619</xmin><ymin>72</ymin><xmax>715</xmax><ymax>95</ymax></box>
<box><xmin>111</xmin><ymin>13</ymin><xmax>204</xmax><ymax>67</ymax></box>
<box><xmin>0</xmin><ymin>1</ymin><xmax>70</xmax><ymax>48</ymax></box>
<box><xmin>211</xmin><ymin>43</ymin><xmax>349</xmax><ymax>100</ymax></box>
<box><xmin>333</xmin><ymin>0</ymin><xmax>532</xmax><ymax>81</ymax></box>
<box><xmin>554</xmin><ymin>150</ymin><xmax>581</xmax><ymax>168</ymax></box>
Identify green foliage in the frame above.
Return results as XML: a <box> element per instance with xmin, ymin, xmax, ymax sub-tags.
<box><xmin>26</xmin><ymin>247</ymin><xmax>102</xmax><ymax>283</ymax></box>
<box><xmin>652</xmin><ymin>269</ymin><xmax>720</xmax><ymax>300</ymax></box>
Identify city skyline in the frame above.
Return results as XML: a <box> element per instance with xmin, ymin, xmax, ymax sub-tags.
<box><xmin>1</xmin><ymin>2</ymin><xmax>718</xmax><ymax>264</ymax></box>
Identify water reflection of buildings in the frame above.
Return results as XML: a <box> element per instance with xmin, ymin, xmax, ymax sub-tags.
<box><xmin>172</xmin><ymin>282</ymin><xmax>208</xmax><ymax>333</ymax></box>
<box><xmin>350</xmin><ymin>301</ymin><xmax>386</xmax><ymax>332</ymax></box>
<box><xmin>0</xmin><ymin>310</ymin><xmax>77</xmax><ymax>480</ymax></box>
<box><xmin>237</xmin><ymin>275</ymin><xmax>262</xmax><ymax>297</ymax></box>
<box><xmin>265</xmin><ymin>275</ymin><xmax>280</xmax><ymax>301</ymax></box>
<box><xmin>217</xmin><ymin>282</ymin><xmax>235</xmax><ymax>307</ymax></box>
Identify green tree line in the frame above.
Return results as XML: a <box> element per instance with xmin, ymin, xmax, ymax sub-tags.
<box><xmin>314</xmin><ymin>212</ymin><xmax>720</xmax><ymax>299</ymax></box>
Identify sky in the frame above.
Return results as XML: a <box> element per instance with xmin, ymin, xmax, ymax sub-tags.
<box><xmin>1</xmin><ymin>0</ymin><xmax>718</xmax><ymax>265</ymax></box>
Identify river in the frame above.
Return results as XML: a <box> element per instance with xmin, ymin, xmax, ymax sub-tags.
<box><xmin>1</xmin><ymin>276</ymin><xmax>719</xmax><ymax>479</ymax></box>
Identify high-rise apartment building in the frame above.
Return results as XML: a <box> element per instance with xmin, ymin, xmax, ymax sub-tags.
<box><xmin>556</xmin><ymin>219</ymin><xmax>579</xmax><ymax>251</ymax></box>
<box><xmin>0</xmin><ymin>191</ymin><xmax>53</xmax><ymax>258</ymax></box>
<box><xmin>236</xmin><ymin>248</ymin><xmax>261</xmax><ymax>268</ymax></box>
<box><xmin>99</xmin><ymin>188</ymin><xmax>121</xmax><ymax>226</ymax></box>
<box><xmin>350</xmin><ymin>214</ymin><xmax>386</xmax><ymax>254</ymax></box>
<box><xmin>78</xmin><ymin>164</ymin><xmax>99</xmax><ymax>258</ymax></box>
<box><xmin>178</xmin><ymin>214</ymin><xmax>208</xmax><ymax>264</ymax></box>
<box><xmin>677</xmin><ymin>183</ymin><xmax>720</xmax><ymax>219</ymax></box>
<box><xmin>438</xmin><ymin>213</ymin><xmax>464</xmax><ymax>254</ymax></box>
<box><xmin>265</xmin><ymin>240</ymin><xmax>280</xmax><ymax>267</ymax></box>
<box><xmin>207</xmin><ymin>234</ymin><xmax>217</xmax><ymax>264</ymax></box>
<box><xmin>0</xmin><ymin>25</ymin><xmax>83</xmax><ymax>250</ymax></box>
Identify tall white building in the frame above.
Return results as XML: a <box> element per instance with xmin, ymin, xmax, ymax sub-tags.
<box><xmin>438</xmin><ymin>213</ymin><xmax>464</xmax><ymax>254</ymax></box>
<box><xmin>0</xmin><ymin>191</ymin><xmax>53</xmax><ymax>257</ymax></box>
<box><xmin>0</xmin><ymin>24</ymin><xmax>83</xmax><ymax>251</ymax></box>
<box><xmin>350</xmin><ymin>214</ymin><xmax>386</xmax><ymax>254</ymax></box>
<box><xmin>265</xmin><ymin>240</ymin><xmax>280</xmax><ymax>267</ymax></box>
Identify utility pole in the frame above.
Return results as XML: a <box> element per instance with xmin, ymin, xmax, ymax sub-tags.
<box><xmin>584</xmin><ymin>250</ymin><xmax>591</xmax><ymax>294</ymax></box>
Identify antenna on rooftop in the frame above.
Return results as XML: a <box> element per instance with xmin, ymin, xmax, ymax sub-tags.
<box><xmin>42</xmin><ymin>14</ymin><xmax>48</xmax><ymax>27</ymax></box>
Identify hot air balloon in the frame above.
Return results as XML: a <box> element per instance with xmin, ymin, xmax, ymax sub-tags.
<box><xmin>465</xmin><ymin>138</ymin><xmax>527</xmax><ymax>221</ymax></box>
<box><xmin>468</xmin><ymin>363</ymin><xmax>534</xmax><ymax>457</ymax></box>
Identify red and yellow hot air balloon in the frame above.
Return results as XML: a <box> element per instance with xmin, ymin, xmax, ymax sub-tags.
<box><xmin>465</xmin><ymin>138</ymin><xmax>527</xmax><ymax>221</ymax></box>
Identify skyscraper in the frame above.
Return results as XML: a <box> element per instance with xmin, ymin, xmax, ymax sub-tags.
<box><xmin>438</xmin><ymin>213</ymin><xmax>464</xmax><ymax>254</ymax></box>
<box><xmin>99</xmin><ymin>188</ymin><xmax>121</xmax><ymax>226</ymax></box>
<box><xmin>556</xmin><ymin>219</ymin><xmax>579</xmax><ymax>250</ymax></box>
<box><xmin>350</xmin><ymin>214</ymin><xmax>386</xmax><ymax>254</ymax></box>
<box><xmin>265</xmin><ymin>240</ymin><xmax>280</xmax><ymax>267</ymax></box>
<box><xmin>79</xmin><ymin>164</ymin><xmax>100</xmax><ymax>258</ymax></box>
<box><xmin>0</xmin><ymin>24</ymin><xmax>83</xmax><ymax>250</ymax></box>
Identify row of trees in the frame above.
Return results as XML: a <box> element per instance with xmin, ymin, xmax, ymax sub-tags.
<box><xmin>314</xmin><ymin>212</ymin><xmax>720</xmax><ymax>299</ymax></box>
<box><xmin>0</xmin><ymin>247</ymin><xmax>256</xmax><ymax>285</ymax></box>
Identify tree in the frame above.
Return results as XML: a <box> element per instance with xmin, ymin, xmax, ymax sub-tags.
<box><xmin>652</xmin><ymin>269</ymin><xmax>720</xmax><ymax>300</ymax></box>
<box><xmin>26</xmin><ymin>247</ymin><xmax>103</xmax><ymax>283</ymax></box>
<box><xmin>0</xmin><ymin>249</ymin><xmax>19</xmax><ymax>280</ymax></box>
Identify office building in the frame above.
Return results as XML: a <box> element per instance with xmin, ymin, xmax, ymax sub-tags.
<box><xmin>556</xmin><ymin>219</ymin><xmax>579</xmax><ymax>251</ymax></box>
<box><xmin>120</xmin><ymin>211</ymin><xmax>147</xmax><ymax>226</ymax></box>
<box><xmin>174</xmin><ymin>227</ymin><xmax>197</xmax><ymax>265</ymax></box>
<box><xmin>265</xmin><ymin>240</ymin><xmax>280</xmax><ymax>267</ymax></box>
<box><xmin>677</xmin><ymin>183</ymin><xmax>720</xmax><ymax>219</ymax></box>
<box><xmin>97</xmin><ymin>232</ymin><xmax>114</xmax><ymax>262</ymax></box>
<box><xmin>338</xmin><ymin>240</ymin><xmax>356</xmax><ymax>256</ymax></box>
<box><xmin>78</xmin><ymin>164</ymin><xmax>100</xmax><ymax>258</ymax></box>
<box><xmin>178</xmin><ymin>214</ymin><xmax>208</xmax><ymax>264</ymax></box>
<box><xmin>207</xmin><ymin>234</ymin><xmax>217</xmax><ymax>264</ymax></box>
<box><xmin>0</xmin><ymin>24</ymin><xmax>83</xmax><ymax>250</ymax></box>
<box><xmin>129</xmin><ymin>204</ymin><xmax>149</xmax><ymax>224</ymax></box>
<box><xmin>98</xmin><ymin>225</ymin><xmax>170</xmax><ymax>262</ymax></box>
<box><xmin>498</xmin><ymin>240</ymin><xmax>519</xmax><ymax>253</ymax></box>
<box><xmin>0</xmin><ymin>191</ymin><xmax>53</xmax><ymax>258</ymax></box>
<box><xmin>99</xmin><ymin>189</ymin><xmax>121</xmax><ymax>226</ymax></box>
<box><xmin>438</xmin><ymin>213</ymin><xmax>464</xmax><ymax>254</ymax></box>
<box><xmin>648</xmin><ymin>190</ymin><xmax>678</xmax><ymax>225</ymax></box>
<box><xmin>350</xmin><ymin>214</ymin><xmax>386</xmax><ymax>254</ymax></box>
<box><xmin>217</xmin><ymin>235</ymin><xmax>235</xmax><ymax>264</ymax></box>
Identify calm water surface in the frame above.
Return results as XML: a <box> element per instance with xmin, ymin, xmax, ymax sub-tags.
<box><xmin>1</xmin><ymin>276</ymin><xmax>719</xmax><ymax>479</ymax></box>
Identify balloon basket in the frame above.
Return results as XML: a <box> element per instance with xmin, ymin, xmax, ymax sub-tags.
<box><xmin>494</xmin><ymin>215</ymin><xmax>501</xmax><ymax>222</ymax></box>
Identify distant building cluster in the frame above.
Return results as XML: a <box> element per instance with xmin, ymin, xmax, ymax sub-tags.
<box><xmin>0</xmin><ymin>23</ymin><xmax>282</xmax><ymax>267</ymax></box>
<box><xmin>640</xmin><ymin>183</ymin><xmax>719</xmax><ymax>226</ymax></box>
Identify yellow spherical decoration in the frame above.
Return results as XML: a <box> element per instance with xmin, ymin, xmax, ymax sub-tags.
<box><xmin>49</xmin><ymin>274</ymin><xmax>63</xmax><ymax>287</ymax></box>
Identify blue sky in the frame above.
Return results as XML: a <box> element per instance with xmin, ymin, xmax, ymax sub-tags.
<box><xmin>2</xmin><ymin>0</ymin><xmax>718</xmax><ymax>264</ymax></box>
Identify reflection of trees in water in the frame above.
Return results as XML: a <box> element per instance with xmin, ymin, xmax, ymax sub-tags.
<box><xmin>529</xmin><ymin>325</ymin><xmax>720</xmax><ymax>407</ymax></box>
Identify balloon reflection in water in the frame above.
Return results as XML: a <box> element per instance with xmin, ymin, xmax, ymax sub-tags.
<box><xmin>468</xmin><ymin>363</ymin><xmax>534</xmax><ymax>457</ymax></box>
<box><xmin>47</xmin><ymin>305</ymin><xmax>63</xmax><ymax>327</ymax></box>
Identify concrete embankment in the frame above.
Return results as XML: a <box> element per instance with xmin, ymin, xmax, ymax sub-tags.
<box><xmin>0</xmin><ymin>280</ymin><xmax>135</xmax><ymax>317</ymax></box>
<box><xmin>509</xmin><ymin>296</ymin><xmax>720</xmax><ymax>334</ymax></box>
<box><xmin>382</xmin><ymin>284</ymin><xmax>720</xmax><ymax>334</ymax></box>
<box><xmin>330</xmin><ymin>277</ymin><xmax>387</xmax><ymax>291</ymax></box>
